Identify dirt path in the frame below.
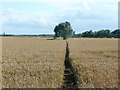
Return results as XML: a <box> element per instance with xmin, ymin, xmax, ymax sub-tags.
<box><xmin>62</xmin><ymin>41</ymin><xmax>78</xmax><ymax>89</ymax></box>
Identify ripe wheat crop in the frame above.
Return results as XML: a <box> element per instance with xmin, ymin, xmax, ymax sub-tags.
<box><xmin>2</xmin><ymin>37</ymin><xmax>66</xmax><ymax>88</ymax></box>
<box><xmin>1</xmin><ymin>37</ymin><xmax>118</xmax><ymax>88</ymax></box>
<box><xmin>68</xmin><ymin>38</ymin><xmax>118</xmax><ymax>88</ymax></box>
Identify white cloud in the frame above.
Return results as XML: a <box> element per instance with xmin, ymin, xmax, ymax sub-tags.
<box><xmin>0</xmin><ymin>9</ymin><xmax>7</xmax><ymax>25</ymax></box>
<box><xmin>7</xmin><ymin>8</ymin><xmax>14</xmax><ymax>12</ymax></box>
<box><xmin>2</xmin><ymin>8</ymin><xmax>47</xmax><ymax>25</ymax></box>
<box><xmin>39</xmin><ymin>17</ymin><xmax>48</xmax><ymax>26</ymax></box>
<box><xmin>83</xmin><ymin>0</ymin><xmax>91</xmax><ymax>11</ymax></box>
<box><xmin>1</xmin><ymin>7</ymin><xmax>59</xmax><ymax>33</ymax></box>
<box><xmin>0</xmin><ymin>0</ymin><xmax>118</xmax><ymax>34</ymax></box>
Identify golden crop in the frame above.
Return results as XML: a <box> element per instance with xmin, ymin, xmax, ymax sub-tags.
<box><xmin>0</xmin><ymin>37</ymin><xmax>2</xmax><ymax>89</ymax></box>
<box><xmin>68</xmin><ymin>38</ymin><xmax>118</xmax><ymax>88</ymax></box>
<box><xmin>1</xmin><ymin>37</ymin><xmax>118</xmax><ymax>88</ymax></box>
<box><xmin>2</xmin><ymin>37</ymin><xmax>66</xmax><ymax>88</ymax></box>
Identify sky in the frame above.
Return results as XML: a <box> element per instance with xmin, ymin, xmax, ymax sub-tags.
<box><xmin>0</xmin><ymin>0</ymin><xmax>119</xmax><ymax>34</ymax></box>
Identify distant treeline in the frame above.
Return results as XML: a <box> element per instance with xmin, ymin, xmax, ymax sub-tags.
<box><xmin>73</xmin><ymin>29</ymin><xmax>120</xmax><ymax>38</ymax></box>
<box><xmin>1</xmin><ymin>29</ymin><xmax>120</xmax><ymax>38</ymax></box>
<box><xmin>0</xmin><ymin>33</ymin><xmax>54</xmax><ymax>37</ymax></box>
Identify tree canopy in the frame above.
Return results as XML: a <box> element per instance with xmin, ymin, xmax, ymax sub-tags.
<box><xmin>73</xmin><ymin>29</ymin><xmax>120</xmax><ymax>38</ymax></box>
<box><xmin>54</xmin><ymin>21</ymin><xmax>74</xmax><ymax>40</ymax></box>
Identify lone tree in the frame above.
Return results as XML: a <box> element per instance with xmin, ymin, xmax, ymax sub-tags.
<box><xmin>54</xmin><ymin>21</ymin><xmax>74</xmax><ymax>40</ymax></box>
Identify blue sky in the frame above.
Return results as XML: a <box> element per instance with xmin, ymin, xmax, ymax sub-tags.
<box><xmin>0</xmin><ymin>0</ymin><xmax>119</xmax><ymax>34</ymax></box>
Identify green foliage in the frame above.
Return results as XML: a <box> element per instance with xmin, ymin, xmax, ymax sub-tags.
<box><xmin>111</xmin><ymin>29</ymin><xmax>120</xmax><ymax>38</ymax></box>
<box><xmin>82</xmin><ymin>30</ymin><xmax>94</xmax><ymax>37</ymax></box>
<box><xmin>95</xmin><ymin>29</ymin><xmax>111</xmax><ymax>38</ymax></box>
<box><xmin>74</xmin><ymin>29</ymin><xmax>120</xmax><ymax>38</ymax></box>
<box><xmin>54</xmin><ymin>21</ymin><xmax>74</xmax><ymax>40</ymax></box>
<box><xmin>54</xmin><ymin>22</ymin><xmax>120</xmax><ymax>39</ymax></box>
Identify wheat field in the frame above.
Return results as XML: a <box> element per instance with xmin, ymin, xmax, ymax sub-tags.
<box><xmin>0</xmin><ymin>37</ymin><xmax>2</xmax><ymax>89</ymax></box>
<box><xmin>68</xmin><ymin>38</ymin><xmax>118</xmax><ymax>88</ymax></box>
<box><xmin>2</xmin><ymin>37</ymin><xmax>66</xmax><ymax>88</ymax></box>
<box><xmin>1</xmin><ymin>37</ymin><xmax>119</xmax><ymax>88</ymax></box>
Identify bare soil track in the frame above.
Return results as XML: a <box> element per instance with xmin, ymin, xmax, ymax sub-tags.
<box><xmin>62</xmin><ymin>41</ymin><xmax>78</xmax><ymax>89</ymax></box>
